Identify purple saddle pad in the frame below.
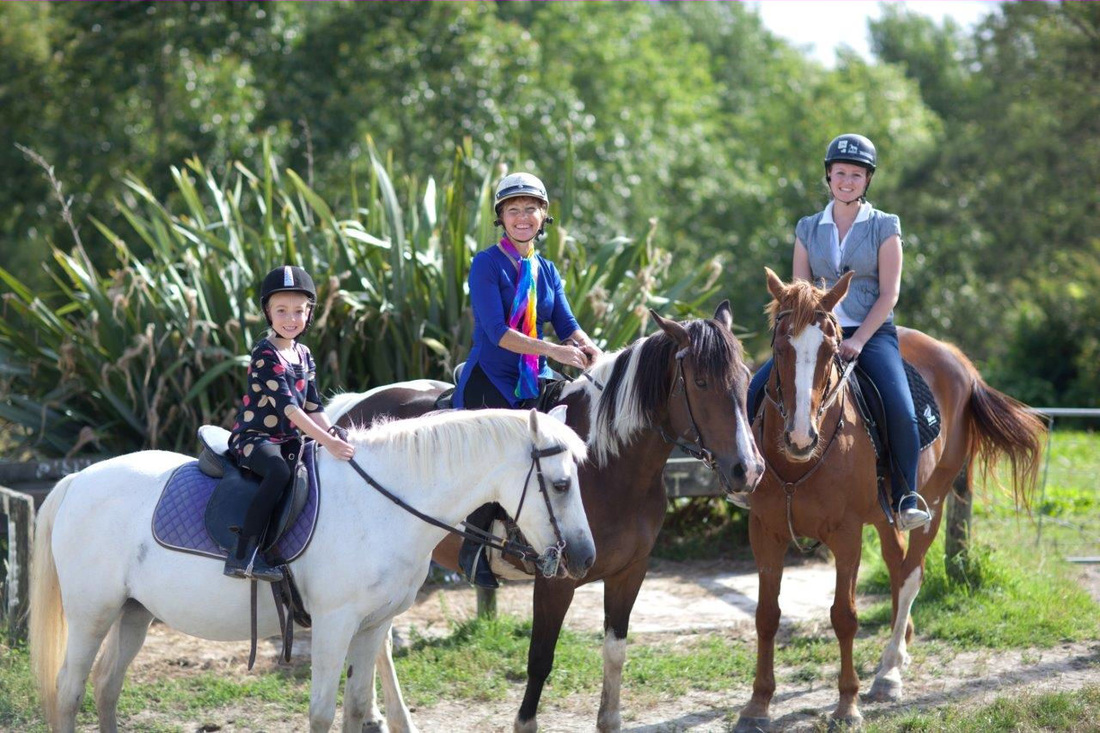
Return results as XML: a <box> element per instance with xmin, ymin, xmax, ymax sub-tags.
<box><xmin>152</xmin><ymin>445</ymin><xmax>320</xmax><ymax>563</ymax></box>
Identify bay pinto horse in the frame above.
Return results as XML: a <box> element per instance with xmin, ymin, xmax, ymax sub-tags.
<box><xmin>331</xmin><ymin>303</ymin><xmax>764</xmax><ymax>733</ymax></box>
<box><xmin>734</xmin><ymin>269</ymin><xmax>1045</xmax><ymax>732</ymax></box>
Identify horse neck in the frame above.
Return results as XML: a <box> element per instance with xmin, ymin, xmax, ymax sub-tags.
<box><xmin>322</xmin><ymin>445</ymin><xmax>521</xmax><ymax>530</ymax></box>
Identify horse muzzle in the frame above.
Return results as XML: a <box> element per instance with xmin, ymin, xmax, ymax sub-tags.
<box><xmin>540</xmin><ymin>533</ymin><xmax>596</xmax><ymax>580</ymax></box>
<box><xmin>717</xmin><ymin>454</ymin><xmax>764</xmax><ymax>496</ymax></box>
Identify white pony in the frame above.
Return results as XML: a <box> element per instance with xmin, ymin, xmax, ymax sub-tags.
<box><xmin>29</xmin><ymin>408</ymin><xmax>595</xmax><ymax>733</ymax></box>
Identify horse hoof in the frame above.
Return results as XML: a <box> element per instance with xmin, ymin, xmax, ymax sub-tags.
<box><xmin>828</xmin><ymin>713</ymin><xmax>864</xmax><ymax>731</ymax></box>
<box><xmin>513</xmin><ymin>716</ymin><xmax>538</xmax><ymax>733</ymax></box>
<box><xmin>865</xmin><ymin>675</ymin><xmax>902</xmax><ymax>702</ymax></box>
<box><xmin>734</xmin><ymin>716</ymin><xmax>771</xmax><ymax>733</ymax></box>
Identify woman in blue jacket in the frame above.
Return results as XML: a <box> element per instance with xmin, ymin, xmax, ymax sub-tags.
<box><xmin>456</xmin><ymin>172</ymin><xmax>601</xmax><ymax>586</ymax></box>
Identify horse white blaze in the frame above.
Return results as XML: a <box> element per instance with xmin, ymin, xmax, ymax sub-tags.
<box><xmin>788</xmin><ymin>324</ymin><xmax>826</xmax><ymax>449</ymax></box>
<box><xmin>733</xmin><ymin>396</ymin><xmax>763</xmax><ymax>485</ymax></box>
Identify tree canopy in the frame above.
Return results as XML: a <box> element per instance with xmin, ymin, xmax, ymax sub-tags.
<box><xmin>2</xmin><ymin>1</ymin><xmax>1097</xmax><ymax>415</ymax></box>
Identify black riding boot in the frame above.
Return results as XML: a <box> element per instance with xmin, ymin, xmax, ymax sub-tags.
<box><xmin>458</xmin><ymin>503</ymin><xmax>499</xmax><ymax>589</ymax></box>
<box><xmin>224</xmin><ymin>532</ymin><xmax>284</xmax><ymax>583</ymax></box>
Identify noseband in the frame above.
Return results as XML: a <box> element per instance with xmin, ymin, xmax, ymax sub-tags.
<box><xmin>347</xmin><ymin>442</ymin><xmax>572</xmax><ymax>577</ymax></box>
<box><xmin>658</xmin><ymin>347</ymin><xmax>717</xmax><ymax>470</ymax></box>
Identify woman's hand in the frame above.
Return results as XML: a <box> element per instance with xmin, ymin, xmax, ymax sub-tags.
<box><xmin>553</xmin><ymin>342</ymin><xmax>590</xmax><ymax>370</ymax></box>
<box><xmin>324</xmin><ymin>435</ymin><xmax>355</xmax><ymax>461</ymax></box>
<box><xmin>838</xmin><ymin>337</ymin><xmax>864</xmax><ymax>361</ymax></box>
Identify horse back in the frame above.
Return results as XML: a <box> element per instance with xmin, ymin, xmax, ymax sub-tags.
<box><xmin>335</xmin><ymin>382</ymin><xmax>448</xmax><ymax>427</ymax></box>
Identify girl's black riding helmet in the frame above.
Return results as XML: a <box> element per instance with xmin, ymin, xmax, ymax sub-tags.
<box><xmin>260</xmin><ymin>265</ymin><xmax>317</xmax><ymax>334</ymax></box>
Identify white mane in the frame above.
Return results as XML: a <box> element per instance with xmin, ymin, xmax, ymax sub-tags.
<box><xmin>560</xmin><ymin>338</ymin><xmax>653</xmax><ymax>467</ymax></box>
<box><xmin>345</xmin><ymin>408</ymin><xmax>588</xmax><ymax>487</ymax></box>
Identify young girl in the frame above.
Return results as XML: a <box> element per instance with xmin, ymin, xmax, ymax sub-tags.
<box><xmin>226</xmin><ymin>265</ymin><xmax>355</xmax><ymax>581</ymax></box>
<box><xmin>749</xmin><ymin>134</ymin><xmax>931</xmax><ymax>532</ymax></box>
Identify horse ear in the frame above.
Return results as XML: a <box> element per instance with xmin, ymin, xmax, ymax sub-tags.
<box><xmin>548</xmin><ymin>404</ymin><xmax>569</xmax><ymax>425</ymax></box>
<box><xmin>765</xmin><ymin>267</ymin><xmax>785</xmax><ymax>301</ymax></box>
<box><xmin>528</xmin><ymin>408</ymin><xmax>540</xmax><ymax>439</ymax></box>
<box><xmin>649</xmin><ymin>308</ymin><xmax>691</xmax><ymax>347</ymax></box>
<box><xmin>713</xmin><ymin>300</ymin><xmax>733</xmax><ymax>331</ymax></box>
<box><xmin>821</xmin><ymin>271</ymin><xmax>854</xmax><ymax>312</ymax></box>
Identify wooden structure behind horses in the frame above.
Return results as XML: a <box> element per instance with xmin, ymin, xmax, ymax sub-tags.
<box><xmin>332</xmin><ymin>303</ymin><xmax>763</xmax><ymax>732</ymax></box>
<box><xmin>736</xmin><ymin>269</ymin><xmax>1045</xmax><ymax>732</ymax></box>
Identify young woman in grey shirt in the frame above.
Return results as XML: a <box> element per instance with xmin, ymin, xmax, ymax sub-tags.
<box><xmin>749</xmin><ymin>133</ymin><xmax>931</xmax><ymax>531</ymax></box>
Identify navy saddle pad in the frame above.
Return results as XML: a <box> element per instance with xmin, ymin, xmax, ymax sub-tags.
<box><xmin>152</xmin><ymin>444</ymin><xmax>320</xmax><ymax>562</ymax></box>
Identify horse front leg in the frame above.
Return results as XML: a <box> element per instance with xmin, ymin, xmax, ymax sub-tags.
<box><xmin>735</xmin><ymin>523</ymin><xmax>787</xmax><ymax>733</ymax></box>
<box><xmin>309</xmin><ymin>612</ymin><xmax>361</xmax><ymax>733</ymax></box>
<box><xmin>596</xmin><ymin>559</ymin><xmax>650</xmax><ymax>732</ymax></box>
<box><xmin>344</xmin><ymin>621</ymin><xmax>400</xmax><ymax>733</ymax></box>
<box><xmin>828</xmin><ymin>535</ymin><xmax>864</xmax><ymax>727</ymax></box>
<box><xmin>375</xmin><ymin>623</ymin><xmax>418</xmax><ymax>733</ymax></box>
<box><xmin>514</xmin><ymin>577</ymin><xmax>577</xmax><ymax>733</ymax></box>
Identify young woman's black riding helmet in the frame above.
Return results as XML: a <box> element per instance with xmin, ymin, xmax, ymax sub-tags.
<box><xmin>260</xmin><ymin>265</ymin><xmax>317</xmax><ymax>333</ymax></box>
<box><xmin>824</xmin><ymin>133</ymin><xmax>877</xmax><ymax>174</ymax></box>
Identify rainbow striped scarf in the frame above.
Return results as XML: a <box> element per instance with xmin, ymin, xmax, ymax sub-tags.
<box><xmin>500</xmin><ymin>236</ymin><xmax>540</xmax><ymax>400</ymax></box>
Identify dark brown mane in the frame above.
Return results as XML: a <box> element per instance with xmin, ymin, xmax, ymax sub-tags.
<box><xmin>765</xmin><ymin>278</ymin><xmax>832</xmax><ymax>336</ymax></box>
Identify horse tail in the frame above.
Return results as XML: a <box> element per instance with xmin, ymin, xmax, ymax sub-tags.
<box><xmin>29</xmin><ymin>472</ymin><xmax>75</xmax><ymax>729</ymax></box>
<box><xmin>964</xmin><ymin>373</ymin><xmax>1046</xmax><ymax>510</ymax></box>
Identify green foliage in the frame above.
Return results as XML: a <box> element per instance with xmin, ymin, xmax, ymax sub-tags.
<box><xmin>868</xmin><ymin>685</ymin><xmax>1100</xmax><ymax>733</ymax></box>
<box><xmin>0</xmin><ymin>139</ymin><xmax>722</xmax><ymax>456</ymax></box>
<box><xmin>859</xmin><ymin>525</ymin><xmax>1099</xmax><ymax>649</ymax></box>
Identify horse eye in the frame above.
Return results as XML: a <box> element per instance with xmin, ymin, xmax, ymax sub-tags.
<box><xmin>694</xmin><ymin>378</ymin><xmax>707</xmax><ymax>388</ymax></box>
<box><xmin>552</xmin><ymin>478</ymin><xmax>570</xmax><ymax>493</ymax></box>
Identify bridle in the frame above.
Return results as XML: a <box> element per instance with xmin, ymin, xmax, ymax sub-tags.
<box><xmin>760</xmin><ymin>307</ymin><xmax>857</xmax><ymax>553</ymax></box>
<box><xmin>346</xmin><ymin>441</ymin><xmax>573</xmax><ymax>578</ymax></box>
<box><xmin>658</xmin><ymin>346</ymin><xmax>717</xmax><ymax>471</ymax></box>
<box><xmin>763</xmin><ymin>309</ymin><xmax>853</xmax><ymax>422</ymax></box>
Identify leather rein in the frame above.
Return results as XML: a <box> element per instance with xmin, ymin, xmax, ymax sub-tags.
<box><xmin>760</xmin><ymin>309</ymin><xmax>857</xmax><ymax>553</ymax></box>
<box><xmin>347</xmin><ymin>442</ymin><xmax>571</xmax><ymax>578</ymax></box>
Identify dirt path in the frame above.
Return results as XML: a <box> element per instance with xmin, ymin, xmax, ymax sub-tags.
<box><xmin>111</xmin><ymin>557</ymin><xmax>1100</xmax><ymax>732</ymax></box>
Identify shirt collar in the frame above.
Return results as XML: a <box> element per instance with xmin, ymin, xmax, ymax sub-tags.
<box><xmin>821</xmin><ymin>201</ymin><xmax>872</xmax><ymax>226</ymax></box>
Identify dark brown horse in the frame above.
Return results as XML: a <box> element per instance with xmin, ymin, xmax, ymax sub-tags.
<box><xmin>734</xmin><ymin>269</ymin><xmax>1045</xmax><ymax>732</ymax></box>
<box><xmin>329</xmin><ymin>303</ymin><xmax>763</xmax><ymax>732</ymax></box>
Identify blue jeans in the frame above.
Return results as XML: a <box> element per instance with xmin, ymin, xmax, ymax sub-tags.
<box><xmin>748</xmin><ymin>323</ymin><xmax>919</xmax><ymax>501</ymax></box>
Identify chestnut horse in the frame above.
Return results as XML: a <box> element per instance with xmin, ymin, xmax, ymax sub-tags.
<box><xmin>331</xmin><ymin>304</ymin><xmax>763</xmax><ymax>732</ymax></box>
<box><xmin>734</xmin><ymin>269</ymin><xmax>1045</xmax><ymax>731</ymax></box>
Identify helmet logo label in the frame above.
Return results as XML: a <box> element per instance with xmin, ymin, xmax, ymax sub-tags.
<box><xmin>283</xmin><ymin>266</ymin><xmax>294</xmax><ymax>287</ymax></box>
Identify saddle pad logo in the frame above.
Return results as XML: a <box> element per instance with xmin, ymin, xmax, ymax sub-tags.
<box><xmin>923</xmin><ymin>404</ymin><xmax>938</xmax><ymax>427</ymax></box>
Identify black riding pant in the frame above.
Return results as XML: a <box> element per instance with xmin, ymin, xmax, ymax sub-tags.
<box><xmin>461</xmin><ymin>363</ymin><xmax>539</xmax><ymax>410</ymax></box>
<box><xmin>236</xmin><ymin>442</ymin><xmax>292</xmax><ymax>553</ymax></box>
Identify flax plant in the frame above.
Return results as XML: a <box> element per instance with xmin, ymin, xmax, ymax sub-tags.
<box><xmin>0</xmin><ymin>139</ymin><xmax>724</xmax><ymax>456</ymax></box>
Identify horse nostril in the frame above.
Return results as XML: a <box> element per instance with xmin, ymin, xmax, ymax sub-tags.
<box><xmin>732</xmin><ymin>462</ymin><xmax>747</xmax><ymax>479</ymax></box>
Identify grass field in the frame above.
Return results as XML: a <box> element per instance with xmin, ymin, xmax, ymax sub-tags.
<box><xmin>1</xmin><ymin>430</ymin><xmax>1097</xmax><ymax>730</ymax></box>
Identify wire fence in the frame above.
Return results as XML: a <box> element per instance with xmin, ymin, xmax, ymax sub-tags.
<box><xmin>977</xmin><ymin>408</ymin><xmax>1100</xmax><ymax>565</ymax></box>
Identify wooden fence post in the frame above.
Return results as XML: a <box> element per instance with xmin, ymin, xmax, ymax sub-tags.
<box><xmin>944</xmin><ymin>463</ymin><xmax>972</xmax><ymax>585</ymax></box>
<box><xmin>1</xmin><ymin>487</ymin><xmax>36</xmax><ymax>644</ymax></box>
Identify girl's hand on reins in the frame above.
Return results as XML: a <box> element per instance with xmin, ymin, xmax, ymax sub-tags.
<box><xmin>325</xmin><ymin>435</ymin><xmax>355</xmax><ymax>460</ymax></box>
